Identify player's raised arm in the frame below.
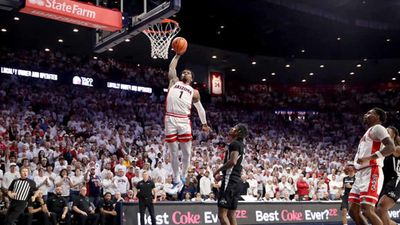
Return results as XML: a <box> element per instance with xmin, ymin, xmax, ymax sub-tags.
<box><xmin>193</xmin><ymin>90</ymin><xmax>210</xmax><ymax>132</ymax></box>
<box><xmin>168</xmin><ymin>54</ymin><xmax>180</xmax><ymax>88</ymax></box>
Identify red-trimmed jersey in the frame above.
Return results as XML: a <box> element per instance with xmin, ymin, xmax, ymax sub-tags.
<box><xmin>166</xmin><ymin>81</ymin><xmax>194</xmax><ymax>116</ymax></box>
<box><xmin>354</xmin><ymin>124</ymin><xmax>390</xmax><ymax>170</ymax></box>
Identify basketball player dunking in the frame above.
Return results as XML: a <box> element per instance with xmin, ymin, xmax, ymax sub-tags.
<box><xmin>349</xmin><ymin>108</ymin><xmax>395</xmax><ymax>225</ymax></box>
<box><xmin>165</xmin><ymin>53</ymin><xmax>210</xmax><ymax>187</ymax></box>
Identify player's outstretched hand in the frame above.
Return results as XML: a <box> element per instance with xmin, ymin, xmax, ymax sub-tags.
<box><xmin>202</xmin><ymin>124</ymin><xmax>211</xmax><ymax>133</ymax></box>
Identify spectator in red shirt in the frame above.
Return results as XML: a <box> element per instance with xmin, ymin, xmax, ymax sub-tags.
<box><xmin>125</xmin><ymin>165</ymin><xmax>136</xmax><ymax>189</ymax></box>
<box><xmin>296</xmin><ymin>174</ymin><xmax>310</xmax><ymax>200</ymax></box>
<box><xmin>136</xmin><ymin>155</ymin><xmax>144</xmax><ymax>169</ymax></box>
<box><xmin>0</xmin><ymin>136</ymin><xmax>6</xmax><ymax>151</ymax></box>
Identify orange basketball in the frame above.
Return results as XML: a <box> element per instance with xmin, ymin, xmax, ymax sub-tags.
<box><xmin>172</xmin><ymin>37</ymin><xmax>188</xmax><ymax>55</ymax></box>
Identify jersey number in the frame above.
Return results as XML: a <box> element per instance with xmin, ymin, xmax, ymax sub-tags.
<box><xmin>179</xmin><ymin>91</ymin><xmax>183</xmax><ymax>98</ymax></box>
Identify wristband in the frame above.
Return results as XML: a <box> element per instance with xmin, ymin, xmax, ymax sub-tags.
<box><xmin>375</xmin><ymin>151</ymin><xmax>384</xmax><ymax>158</ymax></box>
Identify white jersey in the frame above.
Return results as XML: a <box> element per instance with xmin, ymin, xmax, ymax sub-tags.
<box><xmin>166</xmin><ymin>81</ymin><xmax>194</xmax><ymax>116</ymax></box>
<box><xmin>113</xmin><ymin>175</ymin><xmax>130</xmax><ymax>194</ymax></box>
<box><xmin>354</xmin><ymin>124</ymin><xmax>390</xmax><ymax>169</ymax></box>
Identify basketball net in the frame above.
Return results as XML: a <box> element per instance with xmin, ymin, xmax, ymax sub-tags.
<box><xmin>143</xmin><ymin>19</ymin><xmax>180</xmax><ymax>59</ymax></box>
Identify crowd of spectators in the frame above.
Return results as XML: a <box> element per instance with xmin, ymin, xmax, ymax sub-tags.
<box><xmin>0</xmin><ymin>48</ymin><xmax>399</xmax><ymax>217</ymax></box>
<box><xmin>0</xmin><ymin>48</ymin><xmax>169</xmax><ymax>88</ymax></box>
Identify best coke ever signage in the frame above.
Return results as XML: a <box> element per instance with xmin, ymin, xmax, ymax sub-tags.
<box><xmin>20</xmin><ymin>0</ymin><xmax>122</xmax><ymax>31</ymax></box>
<box><xmin>122</xmin><ymin>201</ymin><xmax>400</xmax><ymax>225</ymax></box>
<box><xmin>122</xmin><ymin>202</ymin><xmax>341</xmax><ymax>225</ymax></box>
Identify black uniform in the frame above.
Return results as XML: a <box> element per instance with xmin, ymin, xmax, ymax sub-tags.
<box><xmin>380</xmin><ymin>155</ymin><xmax>400</xmax><ymax>201</ymax></box>
<box><xmin>341</xmin><ymin>175</ymin><xmax>355</xmax><ymax>210</ymax></box>
<box><xmin>218</xmin><ymin>139</ymin><xmax>245</xmax><ymax>210</ymax></box>
<box><xmin>98</xmin><ymin>198</ymin><xmax>117</xmax><ymax>225</ymax></box>
<box><xmin>136</xmin><ymin>179</ymin><xmax>156</xmax><ymax>225</ymax></box>
<box><xmin>0</xmin><ymin>196</ymin><xmax>8</xmax><ymax>224</ymax></box>
<box><xmin>72</xmin><ymin>194</ymin><xmax>99</xmax><ymax>225</ymax></box>
<box><xmin>47</xmin><ymin>194</ymin><xmax>71</xmax><ymax>225</ymax></box>
<box><xmin>5</xmin><ymin>178</ymin><xmax>37</xmax><ymax>225</ymax></box>
<box><xmin>26</xmin><ymin>198</ymin><xmax>50</xmax><ymax>225</ymax></box>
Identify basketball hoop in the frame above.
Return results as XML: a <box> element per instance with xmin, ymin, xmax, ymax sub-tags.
<box><xmin>143</xmin><ymin>19</ymin><xmax>180</xmax><ymax>59</ymax></box>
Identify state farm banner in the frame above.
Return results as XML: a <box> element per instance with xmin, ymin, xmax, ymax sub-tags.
<box><xmin>121</xmin><ymin>201</ymin><xmax>400</xmax><ymax>225</ymax></box>
<box><xmin>20</xmin><ymin>0</ymin><xmax>122</xmax><ymax>31</ymax></box>
<box><xmin>209</xmin><ymin>72</ymin><xmax>223</xmax><ymax>96</ymax></box>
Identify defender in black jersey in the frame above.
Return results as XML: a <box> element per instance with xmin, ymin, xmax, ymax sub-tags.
<box><xmin>376</xmin><ymin>126</ymin><xmax>400</xmax><ymax>225</ymax></box>
<box><xmin>341</xmin><ymin>164</ymin><xmax>356</xmax><ymax>225</ymax></box>
<box><xmin>213</xmin><ymin>124</ymin><xmax>248</xmax><ymax>225</ymax></box>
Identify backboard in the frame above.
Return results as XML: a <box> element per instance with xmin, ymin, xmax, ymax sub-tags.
<box><xmin>93</xmin><ymin>0</ymin><xmax>180</xmax><ymax>53</ymax></box>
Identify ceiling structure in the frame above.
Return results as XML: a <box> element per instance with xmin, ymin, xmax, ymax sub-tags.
<box><xmin>1</xmin><ymin>0</ymin><xmax>400</xmax><ymax>84</ymax></box>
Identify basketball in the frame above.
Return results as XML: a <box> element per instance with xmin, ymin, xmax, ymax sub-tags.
<box><xmin>172</xmin><ymin>37</ymin><xmax>188</xmax><ymax>55</ymax></box>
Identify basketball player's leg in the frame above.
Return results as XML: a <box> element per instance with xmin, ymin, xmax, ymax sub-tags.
<box><xmin>376</xmin><ymin>179</ymin><xmax>400</xmax><ymax>225</ymax></box>
<box><xmin>360</xmin><ymin>203</ymin><xmax>382</xmax><ymax>225</ymax></box>
<box><xmin>341</xmin><ymin>208</ymin><xmax>348</xmax><ymax>225</ymax></box>
<box><xmin>177</xmin><ymin>119</ymin><xmax>192</xmax><ymax>179</ymax></box>
<box><xmin>349</xmin><ymin>176</ymin><xmax>368</xmax><ymax>225</ymax></box>
<box><xmin>349</xmin><ymin>202</ymin><xmax>368</xmax><ymax>225</ymax></box>
<box><xmin>341</xmin><ymin>196</ymin><xmax>349</xmax><ymax>225</ymax></box>
<box><xmin>376</xmin><ymin>195</ymin><xmax>397</xmax><ymax>225</ymax></box>
<box><xmin>179</xmin><ymin>140</ymin><xmax>191</xmax><ymax>177</ymax></box>
<box><xmin>227</xmin><ymin>186</ymin><xmax>240</xmax><ymax>225</ymax></box>
<box><xmin>359</xmin><ymin>166</ymin><xmax>384</xmax><ymax>225</ymax></box>
<box><xmin>168</xmin><ymin>141</ymin><xmax>180</xmax><ymax>181</ymax></box>
<box><xmin>218</xmin><ymin>181</ymin><xmax>240</xmax><ymax>225</ymax></box>
<box><xmin>165</xmin><ymin>117</ymin><xmax>180</xmax><ymax>182</ymax></box>
<box><xmin>218</xmin><ymin>207</ymin><xmax>230</xmax><ymax>225</ymax></box>
<box><xmin>227</xmin><ymin>210</ymin><xmax>237</xmax><ymax>225</ymax></box>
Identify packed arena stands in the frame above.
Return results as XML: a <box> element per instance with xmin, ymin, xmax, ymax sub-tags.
<box><xmin>0</xmin><ymin>48</ymin><xmax>399</xmax><ymax>211</ymax></box>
